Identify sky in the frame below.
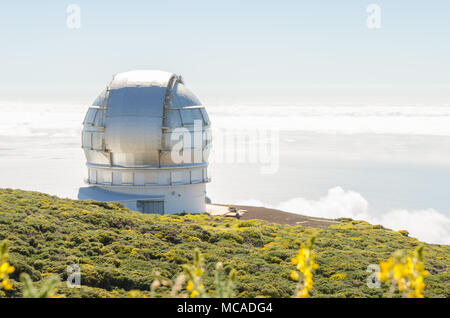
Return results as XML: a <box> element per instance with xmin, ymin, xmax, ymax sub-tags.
<box><xmin>0</xmin><ymin>0</ymin><xmax>449</xmax><ymax>104</ymax></box>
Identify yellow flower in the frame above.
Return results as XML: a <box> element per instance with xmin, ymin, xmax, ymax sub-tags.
<box><xmin>292</xmin><ymin>237</ymin><xmax>317</xmax><ymax>298</ymax></box>
<box><xmin>0</xmin><ymin>262</ymin><xmax>13</xmax><ymax>274</ymax></box>
<box><xmin>2</xmin><ymin>279</ymin><xmax>13</xmax><ymax>290</ymax></box>
<box><xmin>128</xmin><ymin>290</ymin><xmax>148</xmax><ymax>298</ymax></box>
<box><xmin>183</xmin><ymin>249</ymin><xmax>206</xmax><ymax>298</ymax></box>
<box><xmin>190</xmin><ymin>290</ymin><xmax>199</xmax><ymax>298</ymax></box>
<box><xmin>378</xmin><ymin>246</ymin><xmax>428</xmax><ymax>298</ymax></box>
<box><xmin>195</xmin><ymin>268</ymin><xmax>203</xmax><ymax>277</ymax></box>
<box><xmin>298</xmin><ymin>288</ymin><xmax>309</xmax><ymax>298</ymax></box>
<box><xmin>0</xmin><ymin>241</ymin><xmax>15</xmax><ymax>291</ymax></box>
<box><xmin>305</xmin><ymin>275</ymin><xmax>314</xmax><ymax>289</ymax></box>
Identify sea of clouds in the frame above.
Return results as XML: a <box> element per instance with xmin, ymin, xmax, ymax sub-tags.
<box><xmin>2</xmin><ymin>101</ymin><xmax>450</xmax><ymax>137</ymax></box>
<box><xmin>209</xmin><ymin>104</ymin><xmax>450</xmax><ymax>136</ymax></box>
<box><xmin>238</xmin><ymin>187</ymin><xmax>450</xmax><ymax>245</ymax></box>
<box><xmin>1</xmin><ymin>101</ymin><xmax>449</xmax><ymax>245</ymax></box>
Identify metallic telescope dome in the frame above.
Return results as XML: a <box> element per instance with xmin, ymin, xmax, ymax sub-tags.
<box><xmin>80</xmin><ymin>70</ymin><xmax>212</xmax><ymax>214</ymax></box>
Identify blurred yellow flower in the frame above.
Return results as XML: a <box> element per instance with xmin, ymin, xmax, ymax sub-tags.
<box><xmin>291</xmin><ymin>237</ymin><xmax>318</xmax><ymax>298</ymax></box>
<box><xmin>378</xmin><ymin>246</ymin><xmax>428</xmax><ymax>298</ymax></box>
<box><xmin>2</xmin><ymin>278</ymin><xmax>13</xmax><ymax>290</ymax></box>
<box><xmin>190</xmin><ymin>290</ymin><xmax>199</xmax><ymax>298</ymax></box>
<box><xmin>183</xmin><ymin>249</ymin><xmax>206</xmax><ymax>298</ymax></box>
<box><xmin>1</xmin><ymin>241</ymin><xmax>15</xmax><ymax>291</ymax></box>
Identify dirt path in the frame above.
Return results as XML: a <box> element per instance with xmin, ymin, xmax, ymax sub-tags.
<box><xmin>216</xmin><ymin>204</ymin><xmax>340</xmax><ymax>229</ymax></box>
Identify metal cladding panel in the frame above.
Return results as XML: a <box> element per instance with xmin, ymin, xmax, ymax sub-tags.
<box><xmin>82</xmin><ymin>131</ymin><xmax>91</xmax><ymax>148</ymax></box>
<box><xmin>134</xmin><ymin>173</ymin><xmax>145</xmax><ymax>186</ymax></box>
<box><xmin>105</xmin><ymin>116</ymin><xmax>162</xmax><ymax>153</ymax></box>
<box><xmin>161</xmin><ymin>125</ymin><xmax>210</xmax><ymax>166</ymax></box>
<box><xmin>191</xmin><ymin>169</ymin><xmax>202</xmax><ymax>183</ymax></box>
<box><xmin>160</xmin><ymin>151</ymin><xmax>179</xmax><ymax>166</ymax></box>
<box><xmin>162</xmin><ymin>128</ymin><xmax>207</xmax><ymax>150</ymax></box>
<box><xmin>102</xmin><ymin>84</ymin><xmax>166</xmax><ymax>166</ymax></box>
<box><xmin>106</xmin><ymin>87</ymin><xmax>166</xmax><ymax>118</ymax></box>
<box><xmin>160</xmin><ymin>149</ymin><xmax>204</xmax><ymax>166</ymax></box>
<box><xmin>180</xmin><ymin>108</ymin><xmax>203</xmax><ymax>125</ymax></box>
<box><xmin>112</xmin><ymin>171</ymin><xmax>121</xmax><ymax>185</ymax></box>
<box><xmin>122</xmin><ymin>172</ymin><xmax>133</xmax><ymax>184</ymax></box>
<box><xmin>164</xmin><ymin>109</ymin><xmax>182</xmax><ymax>128</ymax></box>
<box><xmin>111</xmin><ymin>151</ymin><xmax>159</xmax><ymax>166</ymax></box>
<box><xmin>171</xmin><ymin>83</ymin><xmax>202</xmax><ymax>108</ymax></box>
<box><xmin>94</xmin><ymin>109</ymin><xmax>105</xmax><ymax>127</ymax></box>
<box><xmin>92</xmin><ymin>90</ymin><xmax>107</xmax><ymax>106</ymax></box>
<box><xmin>203</xmin><ymin>144</ymin><xmax>212</xmax><ymax>162</ymax></box>
<box><xmin>92</xmin><ymin>132</ymin><xmax>104</xmax><ymax>150</ymax></box>
<box><xmin>157</xmin><ymin>171</ymin><xmax>170</xmax><ymax>185</ymax></box>
<box><xmin>84</xmin><ymin>149</ymin><xmax>110</xmax><ymax>165</ymax></box>
<box><xmin>200</xmin><ymin>108</ymin><xmax>210</xmax><ymax>125</ymax></box>
<box><xmin>89</xmin><ymin>169</ymin><xmax>97</xmax><ymax>183</ymax></box>
<box><xmin>145</xmin><ymin>171</ymin><xmax>157</xmax><ymax>184</ymax></box>
<box><xmin>97</xmin><ymin>170</ymin><xmax>112</xmax><ymax>184</ymax></box>
<box><xmin>162</xmin><ymin>131</ymin><xmax>179</xmax><ymax>150</ymax></box>
<box><xmin>84</xmin><ymin>108</ymin><xmax>97</xmax><ymax>125</ymax></box>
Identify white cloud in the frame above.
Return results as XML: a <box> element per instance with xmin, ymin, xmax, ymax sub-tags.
<box><xmin>277</xmin><ymin>187</ymin><xmax>370</xmax><ymax>220</ymax></box>
<box><xmin>373</xmin><ymin>209</ymin><xmax>450</xmax><ymax>246</ymax></box>
<box><xmin>237</xmin><ymin>187</ymin><xmax>450</xmax><ymax>245</ymax></box>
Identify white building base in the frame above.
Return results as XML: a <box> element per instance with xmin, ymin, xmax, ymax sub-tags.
<box><xmin>78</xmin><ymin>183</ymin><xmax>206</xmax><ymax>214</ymax></box>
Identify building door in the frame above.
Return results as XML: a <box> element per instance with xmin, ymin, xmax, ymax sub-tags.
<box><xmin>137</xmin><ymin>200</ymin><xmax>164</xmax><ymax>214</ymax></box>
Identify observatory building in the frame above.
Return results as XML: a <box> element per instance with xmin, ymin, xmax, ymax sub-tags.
<box><xmin>77</xmin><ymin>70</ymin><xmax>212</xmax><ymax>214</ymax></box>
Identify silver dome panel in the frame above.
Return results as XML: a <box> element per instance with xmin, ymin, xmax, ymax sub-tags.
<box><xmin>82</xmin><ymin>70</ymin><xmax>211</xmax><ymax>172</ymax></box>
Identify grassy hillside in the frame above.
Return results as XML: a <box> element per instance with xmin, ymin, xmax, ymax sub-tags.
<box><xmin>0</xmin><ymin>188</ymin><xmax>448</xmax><ymax>298</ymax></box>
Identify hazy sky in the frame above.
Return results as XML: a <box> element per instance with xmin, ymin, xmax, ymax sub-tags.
<box><xmin>1</xmin><ymin>1</ymin><xmax>449</xmax><ymax>103</ymax></box>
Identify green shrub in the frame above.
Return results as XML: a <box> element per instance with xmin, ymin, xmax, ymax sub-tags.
<box><xmin>0</xmin><ymin>188</ymin><xmax>448</xmax><ymax>298</ymax></box>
